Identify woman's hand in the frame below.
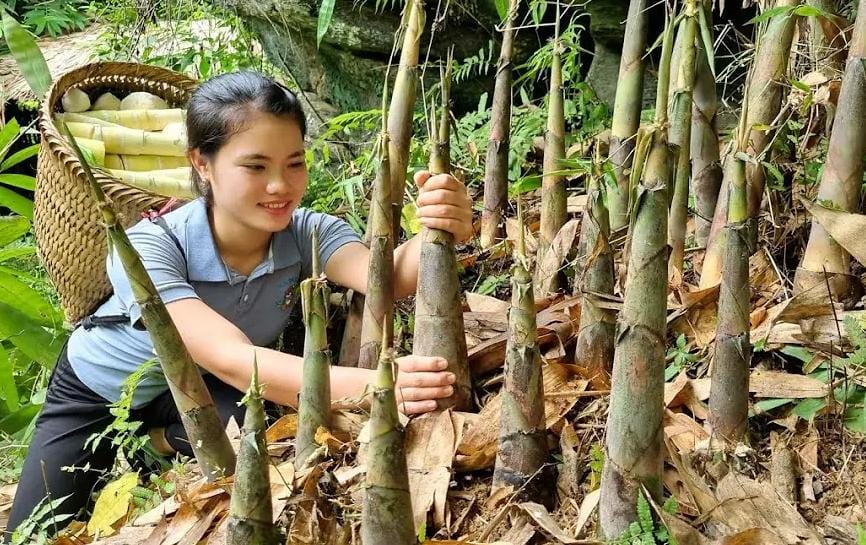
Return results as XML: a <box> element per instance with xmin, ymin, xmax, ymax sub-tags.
<box><xmin>393</xmin><ymin>355</ymin><xmax>456</xmax><ymax>415</ymax></box>
<box><xmin>415</xmin><ymin>171</ymin><xmax>474</xmax><ymax>243</ymax></box>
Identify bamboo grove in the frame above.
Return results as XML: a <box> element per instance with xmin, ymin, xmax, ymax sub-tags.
<box><xmin>68</xmin><ymin>0</ymin><xmax>866</xmax><ymax>541</ymax></box>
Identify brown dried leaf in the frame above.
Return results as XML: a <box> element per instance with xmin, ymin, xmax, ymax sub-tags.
<box><xmin>406</xmin><ymin>410</ymin><xmax>457</xmax><ymax>530</ymax></box>
<box><xmin>663</xmin><ymin>410</ymin><xmax>710</xmax><ymax>455</ymax></box>
<box><xmin>535</xmin><ymin>219</ymin><xmax>581</xmax><ymax>297</ymax></box>
<box><xmin>750</xmin><ymin>370</ymin><xmax>827</xmax><ymax>398</ymax></box>
<box><xmin>516</xmin><ymin>502</ymin><xmax>578</xmax><ymax>544</ymax></box>
<box><xmin>467</xmin><ymin>292</ymin><xmax>510</xmax><ymax>314</ymax></box>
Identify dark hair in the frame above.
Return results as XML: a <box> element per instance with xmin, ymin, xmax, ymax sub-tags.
<box><xmin>186</xmin><ymin>71</ymin><xmax>308</xmax><ymax>203</ymax></box>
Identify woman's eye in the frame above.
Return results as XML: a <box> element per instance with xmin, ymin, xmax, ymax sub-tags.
<box><xmin>288</xmin><ymin>162</ymin><xmax>306</xmax><ymax>170</ymax></box>
<box><xmin>244</xmin><ymin>164</ymin><xmax>265</xmax><ymax>172</ymax></box>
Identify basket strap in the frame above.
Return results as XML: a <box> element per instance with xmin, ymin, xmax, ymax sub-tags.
<box><xmin>75</xmin><ymin>216</ymin><xmax>187</xmax><ymax>330</ymax></box>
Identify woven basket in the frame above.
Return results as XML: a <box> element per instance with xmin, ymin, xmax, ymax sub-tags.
<box><xmin>35</xmin><ymin>62</ymin><xmax>198</xmax><ymax>324</ymax></box>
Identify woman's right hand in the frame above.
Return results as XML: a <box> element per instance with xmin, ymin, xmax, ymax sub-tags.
<box><xmin>392</xmin><ymin>355</ymin><xmax>456</xmax><ymax>415</ymax></box>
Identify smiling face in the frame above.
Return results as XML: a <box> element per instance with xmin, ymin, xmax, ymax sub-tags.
<box><xmin>189</xmin><ymin>110</ymin><xmax>308</xmax><ymax>240</ymax></box>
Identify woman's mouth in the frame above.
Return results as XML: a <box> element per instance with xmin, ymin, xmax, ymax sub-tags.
<box><xmin>259</xmin><ymin>201</ymin><xmax>291</xmax><ymax>216</ymax></box>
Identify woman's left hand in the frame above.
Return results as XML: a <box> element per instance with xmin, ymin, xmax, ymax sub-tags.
<box><xmin>414</xmin><ymin>171</ymin><xmax>474</xmax><ymax>243</ymax></box>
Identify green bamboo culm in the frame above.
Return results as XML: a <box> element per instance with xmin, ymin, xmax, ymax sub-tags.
<box><xmin>492</xmin><ymin>197</ymin><xmax>551</xmax><ymax>505</ymax></box>
<box><xmin>227</xmin><ymin>359</ymin><xmax>280</xmax><ymax>545</ymax></box>
<box><xmin>795</xmin><ymin>0</ymin><xmax>866</xmax><ymax>299</ymax></box>
<box><xmin>607</xmin><ymin>0</ymin><xmax>649</xmax><ymax>231</ymax></box>
<box><xmin>412</xmin><ymin>56</ymin><xmax>472</xmax><ymax>410</ymax></box>
<box><xmin>536</xmin><ymin>6</ymin><xmax>567</xmax><ymax>294</ymax></box>
<box><xmin>573</xmin><ymin>143</ymin><xmax>615</xmax><ymax>389</ymax></box>
<box><xmin>295</xmin><ymin>227</ymin><xmax>333</xmax><ymax>470</ymax></box>
<box><xmin>599</xmin><ymin>12</ymin><xmax>675</xmax><ymax>539</ymax></box>
<box><xmin>359</xmin><ymin>93</ymin><xmax>396</xmax><ymax>370</ymax></box>
<box><xmin>691</xmin><ymin>0</ymin><xmax>722</xmax><ymax>247</ymax></box>
<box><xmin>480</xmin><ymin>0</ymin><xmax>519</xmax><ymax>249</ymax></box>
<box><xmin>708</xmin><ymin>151</ymin><xmax>751</xmax><ymax>444</ymax></box>
<box><xmin>388</xmin><ymin>0</ymin><xmax>425</xmax><ymax>240</ymax></box>
<box><xmin>667</xmin><ymin>0</ymin><xmax>699</xmax><ymax>282</ymax></box>
<box><xmin>361</xmin><ymin>336</ymin><xmax>416</xmax><ymax>545</ymax></box>
<box><xmin>701</xmin><ymin>0</ymin><xmax>799</xmax><ymax>288</ymax></box>
<box><xmin>61</xmin><ymin>124</ymin><xmax>236</xmax><ymax>481</ymax></box>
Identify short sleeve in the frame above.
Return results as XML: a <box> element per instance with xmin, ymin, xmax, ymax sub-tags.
<box><xmin>293</xmin><ymin>209</ymin><xmax>362</xmax><ymax>279</ymax></box>
<box><xmin>105</xmin><ymin>222</ymin><xmax>199</xmax><ymax>326</ymax></box>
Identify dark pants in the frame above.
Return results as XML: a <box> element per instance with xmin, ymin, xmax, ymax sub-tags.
<box><xmin>5</xmin><ymin>346</ymin><xmax>251</xmax><ymax>541</ymax></box>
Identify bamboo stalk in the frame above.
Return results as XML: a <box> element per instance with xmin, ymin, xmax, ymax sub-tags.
<box><xmin>700</xmin><ymin>0</ymin><xmax>799</xmax><ymax>287</ymax></box>
<box><xmin>104</xmin><ymin>154</ymin><xmax>190</xmax><ymax>171</ymax></box>
<box><xmin>607</xmin><ymin>0</ymin><xmax>649</xmax><ymax>231</ymax></box>
<box><xmin>82</xmin><ymin>108</ymin><xmax>185</xmax><ymax>131</ymax></box>
<box><xmin>599</xmin><ymin>14</ymin><xmax>674</xmax><ymax>537</ymax></box>
<box><xmin>360</xmin><ymin>338</ymin><xmax>416</xmax><ymax>545</ymax></box>
<box><xmin>807</xmin><ymin>0</ymin><xmax>844</xmax><ymax>75</ymax></box>
<box><xmin>537</xmin><ymin>7</ymin><xmax>567</xmax><ymax>293</ymax></box>
<box><xmin>227</xmin><ymin>361</ymin><xmax>279</xmax><ymax>545</ymax></box>
<box><xmin>795</xmin><ymin>0</ymin><xmax>866</xmax><ymax>299</ymax></box>
<box><xmin>668</xmin><ymin>0</ymin><xmax>699</xmax><ymax>281</ymax></box>
<box><xmin>412</xmin><ymin>57</ymin><xmax>472</xmax><ymax>411</ymax></box>
<box><xmin>106</xmin><ymin>168</ymin><xmax>196</xmax><ymax>199</ymax></box>
<box><xmin>359</xmin><ymin>102</ymin><xmax>395</xmax><ymax>369</ymax></box>
<box><xmin>388</xmin><ymin>0</ymin><xmax>425</xmax><ymax>241</ymax></box>
<box><xmin>492</xmin><ymin>198</ymin><xmax>550</xmax><ymax>505</ymax></box>
<box><xmin>61</xmin><ymin>123</ymin><xmax>236</xmax><ymax>480</ymax></box>
<box><xmin>691</xmin><ymin>0</ymin><xmax>722</xmax><ymax>247</ymax></box>
<box><xmin>573</xmin><ymin>145</ymin><xmax>615</xmax><ymax>390</ymax></box>
<box><xmin>479</xmin><ymin>0</ymin><xmax>519</xmax><ymax>249</ymax></box>
<box><xmin>708</xmin><ymin>153</ymin><xmax>751</xmax><ymax>444</ymax></box>
<box><xmin>295</xmin><ymin>228</ymin><xmax>333</xmax><ymax>470</ymax></box>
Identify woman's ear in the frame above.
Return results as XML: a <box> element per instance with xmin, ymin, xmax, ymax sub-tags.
<box><xmin>188</xmin><ymin>149</ymin><xmax>211</xmax><ymax>183</ymax></box>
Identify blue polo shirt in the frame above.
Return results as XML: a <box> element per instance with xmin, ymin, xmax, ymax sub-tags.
<box><xmin>67</xmin><ymin>198</ymin><xmax>361</xmax><ymax>408</ymax></box>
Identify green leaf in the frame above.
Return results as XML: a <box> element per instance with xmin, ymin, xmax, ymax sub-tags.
<box><xmin>751</xmin><ymin>398</ymin><xmax>793</xmax><ymax>416</ymax></box>
<box><xmin>0</xmin><ymin>302</ymin><xmax>63</xmax><ymax>368</ymax></box>
<box><xmin>0</xmin><ymin>216</ymin><xmax>30</xmax><ymax>247</ymax></box>
<box><xmin>0</xmin><ymin>268</ymin><xmax>62</xmax><ymax>326</ymax></box>
<box><xmin>0</xmin><ymin>174</ymin><xmax>36</xmax><ymax>191</ymax></box>
<box><xmin>793</xmin><ymin>5</ymin><xmax>825</xmax><ymax>18</ymax></box>
<box><xmin>316</xmin><ymin>0</ymin><xmax>336</xmax><ymax>48</ymax></box>
<box><xmin>696</xmin><ymin>6</ymin><xmax>715</xmax><ymax>78</ymax></box>
<box><xmin>0</xmin><ymin>186</ymin><xmax>32</xmax><ymax>219</ymax></box>
<box><xmin>494</xmin><ymin>0</ymin><xmax>508</xmax><ymax>22</ymax></box>
<box><xmin>793</xmin><ymin>398</ymin><xmax>827</xmax><ymax>422</ymax></box>
<box><xmin>748</xmin><ymin>5</ymin><xmax>797</xmax><ymax>25</ymax></box>
<box><xmin>0</xmin><ymin>247</ymin><xmax>36</xmax><ymax>263</ymax></box>
<box><xmin>0</xmin><ymin>344</ymin><xmax>19</xmax><ymax>412</ymax></box>
<box><xmin>844</xmin><ymin>407</ymin><xmax>865</xmax><ymax>434</ymax></box>
<box><xmin>1</xmin><ymin>11</ymin><xmax>52</xmax><ymax>99</ymax></box>
<box><xmin>0</xmin><ymin>401</ymin><xmax>40</xmax><ymax>435</ymax></box>
<box><xmin>0</xmin><ymin>119</ymin><xmax>20</xmax><ymax>160</ymax></box>
<box><xmin>0</xmin><ymin>144</ymin><xmax>39</xmax><ymax>171</ymax></box>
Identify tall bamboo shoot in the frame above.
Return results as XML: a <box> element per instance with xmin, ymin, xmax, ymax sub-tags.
<box><xmin>537</xmin><ymin>12</ymin><xmax>567</xmax><ymax>293</ymax></box>
<box><xmin>360</xmin><ymin>340</ymin><xmax>415</xmax><ymax>545</ymax></box>
<box><xmin>62</xmin><ymin>123</ymin><xmax>235</xmax><ymax>480</ymax></box>
<box><xmin>492</xmin><ymin>199</ymin><xmax>550</xmax><ymax>505</ymax></box>
<box><xmin>65</xmin><ymin>121</ymin><xmax>186</xmax><ymax>156</ymax></box>
<box><xmin>795</xmin><ymin>0</ymin><xmax>866</xmax><ymax>299</ymax></box>
<box><xmin>295</xmin><ymin>228</ymin><xmax>333</xmax><ymax>470</ymax></box>
<box><xmin>412</xmin><ymin>59</ymin><xmax>472</xmax><ymax>410</ymax></box>
<box><xmin>480</xmin><ymin>0</ymin><xmax>519</xmax><ymax>249</ymax></box>
<box><xmin>607</xmin><ymin>0</ymin><xmax>649</xmax><ymax>231</ymax></box>
<box><xmin>226</xmin><ymin>362</ymin><xmax>279</xmax><ymax>545</ymax></box>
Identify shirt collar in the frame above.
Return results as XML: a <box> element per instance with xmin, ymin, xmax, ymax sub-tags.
<box><xmin>181</xmin><ymin>198</ymin><xmax>300</xmax><ymax>282</ymax></box>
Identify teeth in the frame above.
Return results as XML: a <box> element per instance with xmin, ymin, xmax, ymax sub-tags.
<box><xmin>262</xmin><ymin>202</ymin><xmax>287</xmax><ymax>209</ymax></box>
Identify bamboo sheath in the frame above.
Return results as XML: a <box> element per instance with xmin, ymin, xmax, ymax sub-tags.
<box><xmin>795</xmin><ymin>0</ymin><xmax>866</xmax><ymax>298</ymax></box>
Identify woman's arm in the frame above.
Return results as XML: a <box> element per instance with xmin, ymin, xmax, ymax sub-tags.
<box><xmin>325</xmin><ymin>171</ymin><xmax>473</xmax><ymax>298</ymax></box>
<box><xmin>165</xmin><ymin>298</ymin><xmax>456</xmax><ymax>414</ymax></box>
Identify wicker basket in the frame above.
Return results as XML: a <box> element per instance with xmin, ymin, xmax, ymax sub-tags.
<box><xmin>35</xmin><ymin>62</ymin><xmax>198</xmax><ymax>324</ymax></box>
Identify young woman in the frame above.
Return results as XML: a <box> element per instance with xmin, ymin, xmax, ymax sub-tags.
<box><xmin>6</xmin><ymin>71</ymin><xmax>473</xmax><ymax>539</ymax></box>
